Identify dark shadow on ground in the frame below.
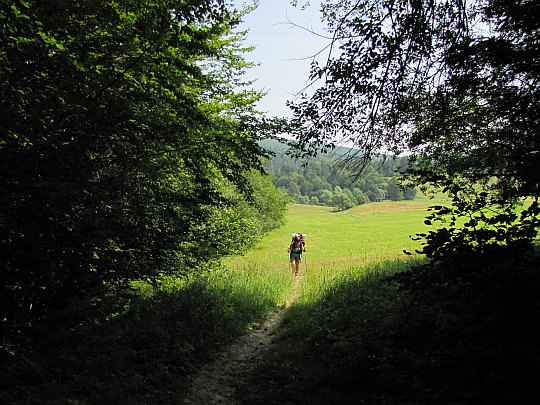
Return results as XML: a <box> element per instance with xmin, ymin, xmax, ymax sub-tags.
<box><xmin>0</xmin><ymin>279</ymin><xmax>274</xmax><ymax>404</ymax></box>
<box><xmin>237</xmin><ymin>255</ymin><xmax>540</xmax><ymax>405</ymax></box>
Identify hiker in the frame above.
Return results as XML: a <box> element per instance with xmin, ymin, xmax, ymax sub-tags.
<box><xmin>288</xmin><ymin>233</ymin><xmax>306</xmax><ymax>276</ymax></box>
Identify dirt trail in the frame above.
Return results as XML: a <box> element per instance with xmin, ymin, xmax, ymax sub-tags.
<box><xmin>183</xmin><ymin>275</ymin><xmax>302</xmax><ymax>405</ymax></box>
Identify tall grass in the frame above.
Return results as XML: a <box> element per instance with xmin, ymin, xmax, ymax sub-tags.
<box><xmin>234</xmin><ymin>198</ymin><xmax>540</xmax><ymax>405</ymax></box>
<box><xmin>127</xmin><ymin>262</ymin><xmax>293</xmax><ymax>352</ymax></box>
<box><xmin>295</xmin><ymin>259</ymin><xmax>418</xmax><ymax>307</ymax></box>
<box><xmin>224</xmin><ymin>201</ymin><xmax>437</xmax><ymax>404</ymax></box>
<box><xmin>199</xmin><ymin>263</ymin><xmax>293</xmax><ymax>318</ymax></box>
<box><xmin>2</xmin><ymin>257</ymin><xmax>293</xmax><ymax>404</ymax></box>
<box><xmin>235</xmin><ymin>257</ymin><xmax>419</xmax><ymax>405</ymax></box>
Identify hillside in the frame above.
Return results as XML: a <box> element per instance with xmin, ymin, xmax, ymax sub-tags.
<box><xmin>260</xmin><ymin>138</ymin><xmax>416</xmax><ymax>209</ymax></box>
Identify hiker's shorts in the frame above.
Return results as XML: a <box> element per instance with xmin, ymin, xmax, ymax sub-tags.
<box><xmin>290</xmin><ymin>253</ymin><xmax>302</xmax><ymax>263</ymax></box>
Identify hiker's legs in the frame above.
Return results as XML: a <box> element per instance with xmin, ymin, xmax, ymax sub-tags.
<box><xmin>289</xmin><ymin>258</ymin><xmax>298</xmax><ymax>275</ymax></box>
<box><xmin>290</xmin><ymin>253</ymin><xmax>301</xmax><ymax>275</ymax></box>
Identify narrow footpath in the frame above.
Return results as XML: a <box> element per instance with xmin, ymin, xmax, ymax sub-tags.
<box><xmin>183</xmin><ymin>274</ymin><xmax>302</xmax><ymax>405</ymax></box>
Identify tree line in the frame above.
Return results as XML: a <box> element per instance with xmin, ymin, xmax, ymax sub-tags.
<box><xmin>263</xmin><ymin>140</ymin><xmax>416</xmax><ymax>210</ymax></box>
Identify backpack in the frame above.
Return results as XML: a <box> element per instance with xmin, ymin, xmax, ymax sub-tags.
<box><xmin>291</xmin><ymin>233</ymin><xmax>306</xmax><ymax>249</ymax></box>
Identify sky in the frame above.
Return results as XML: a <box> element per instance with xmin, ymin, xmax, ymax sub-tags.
<box><xmin>233</xmin><ymin>0</ymin><xmax>330</xmax><ymax>118</ymax></box>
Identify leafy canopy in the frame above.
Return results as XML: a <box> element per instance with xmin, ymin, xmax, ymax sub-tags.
<box><xmin>0</xmin><ymin>0</ymin><xmax>286</xmax><ymax>324</ymax></box>
<box><xmin>290</xmin><ymin>0</ymin><xmax>540</xmax><ymax>260</ymax></box>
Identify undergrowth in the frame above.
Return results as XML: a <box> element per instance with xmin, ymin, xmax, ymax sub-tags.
<box><xmin>238</xmin><ymin>254</ymin><xmax>540</xmax><ymax>405</ymax></box>
<box><xmin>0</xmin><ymin>263</ymin><xmax>290</xmax><ymax>404</ymax></box>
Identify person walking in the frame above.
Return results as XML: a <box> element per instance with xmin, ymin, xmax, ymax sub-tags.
<box><xmin>288</xmin><ymin>233</ymin><xmax>306</xmax><ymax>276</ymax></box>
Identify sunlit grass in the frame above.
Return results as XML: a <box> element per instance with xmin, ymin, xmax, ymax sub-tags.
<box><xmin>224</xmin><ymin>200</ymin><xmax>436</xmax><ymax>306</ymax></box>
<box><xmin>203</xmin><ymin>263</ymin><xmax>293</xmax><ymax>314</ymax></box>
<box><xmin>132</xmin><ymin>262</ymin><xmax>292</xmax><ymax>328</ymax></box>
<box><xmin>227</xmin><ymin>202</ymin><xmax>433</xmax><ymax>267</ymax></box>
<box><xmin>296</xmin><ymin>259</ymin><xmax>420</xmax><ymax>307</ymax></box>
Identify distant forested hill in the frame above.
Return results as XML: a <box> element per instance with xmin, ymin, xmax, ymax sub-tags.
<box><xmin>260</xmin><ymin>138</ymin><xmax>416</xmax><ymax>210</ymax></box>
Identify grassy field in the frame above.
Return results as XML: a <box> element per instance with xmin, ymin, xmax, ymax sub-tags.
<box><xmin>227</xmin><ymin>201</ymin><xmax>434</xmax><ymax>269</ymax></box>
<box><xmin>225</xmin><ymin>201</ymin><xmax>435</xmax><ymax>403</ymax></box>
<box><xmin>5</xmin><ymin>198</ymin><xmax>538</xmax><ymax>404</ymax></box>
<box><xmin>225</xmin><ymin>201</ymin><xmax>434</xmax><ymax>307</ymax></box>
<box><xmin>0</xmin><ymin>199</ymin><xmax>443</xmax><ymax>404</ymax></box>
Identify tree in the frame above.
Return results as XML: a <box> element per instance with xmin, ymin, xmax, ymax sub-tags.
<box><xmin>331</xmin><ymin>191</ymin><xmax>354</xmax><ymax>211</ymax></box>
<box><xmin>287</xmin><ymin>180</ymin><xmax>302</xmax><ymax>200</ymax></box>
<box><xmin>0</xmin><ymin>0</ymin><xmax>276</xmax><ymax>324</ymax></box>
<box><xmin>364</xmin><ymin>180</ymin><xmax>385</xmax><ymax>202</ymax></box>
<box><xmin>191</xmin><ymin>170</ymin><xmax>289</xmax><ymax>262</ymax></box>
<box><xmin>319</xmin><ymin>189</ymin><xmax>333</xmax><ymax>205</ymax></box>
<box><xmin>403</xmin><ymin>186</ymin><xmax>417</xmax><ymax>201</ymax></box>
<box><xmin>343</xmin><ymin>188</ymin><xmax>359</xmax><ymax>206</ymax></box>
<box><xmin>352</xmin><ymin>188</ymin><xmax>369</xmax><ymax>205</ymax></box>
<box><xmin>290</xmin><ymin>0</ymin><xmax>540</xmax><ymax>260</ymax></box>
<box><xmin>298</xmin><ymin>195</ymin><xmax>310</xmax><ymax>204</ymax></box>
<box><xmin>387</xmin><ymin>179</ymin><xmax>404</xmax><ymax>202</ymax></box>
<box><xmin>356</xmin><ymin>192</ymin><xmax>369</xmax><ymax>205</ymax></box>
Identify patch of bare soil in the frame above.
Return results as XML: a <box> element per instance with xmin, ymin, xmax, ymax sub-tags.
<box><xmin>183</xmin><ymin>275</ymin><xmax>301</xmax><ymax>405</ymax></box>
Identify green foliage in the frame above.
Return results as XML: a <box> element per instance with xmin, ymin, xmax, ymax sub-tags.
<box><xmin>265</xmin><ymin>139</ymin><xmax>415</xmax><ymax>209</ymax></box>
<box><xmin>386</xmin><ymin>177</ymin><xmax>404</xmax><ymax>202</ymax></box>
<box><xmin>0</xmin><ymin>1</ymin><xmax>284</xmax><ymax>327</ymax></box>
<box><xmin>416</xmin><ymin>198</ymin><xmax>540</xmax><ymax>262</ymax></box>
<box><xmin>181</xmin><ymin>170</ymin><xmax>289</xmax><ymax>266</ymax></box>
<box><xmin>289</xmin><ymin>0</ymin><xmax>540</xmax><ymax>260</ymax></box>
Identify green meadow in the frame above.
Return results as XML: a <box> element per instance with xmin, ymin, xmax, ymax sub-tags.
<box><xmin>225</xmin><ymin>201</ymin><xmax>436</xmax><ymax>403</ymax></box>
<box><xmin>225</xmin><ymin>201</ymin><xmax>434</xmax><ymax>299</ymax></box>
<box><xmin>6</xmin><ymin>198</ymin><xmax>539</xmax><ymax>405</ymax></box>
<box><xmin>224</xmin><ymin>199</ymin><xmax>443</xmax><ymax>320</ymax></box>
